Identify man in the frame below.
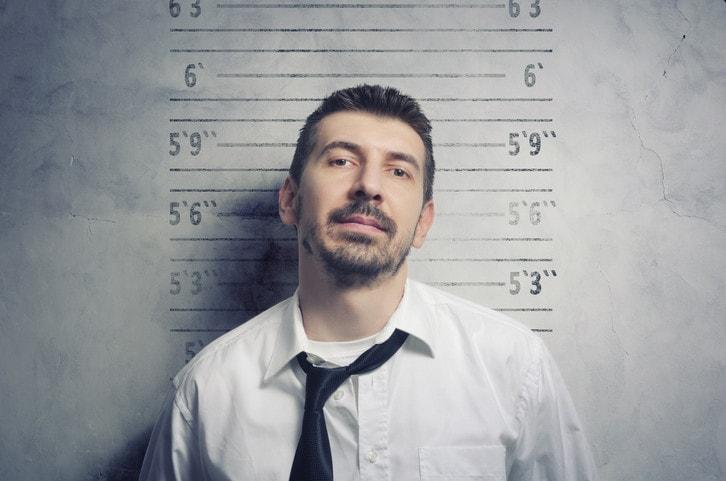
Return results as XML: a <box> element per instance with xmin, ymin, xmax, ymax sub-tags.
<box><xmin>140</xmin><ymin>85</ymin><xmax>598</xmax><ymax>480</ymax></box>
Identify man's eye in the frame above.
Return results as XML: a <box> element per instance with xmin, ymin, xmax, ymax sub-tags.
<box><xmin>392</xmin><ymin>168</ymin><xmax>408</xmax><ymax>177</ymax></box>
<box><xmin>331</xmin><ymin>158</ymin><xmax>349</xmax><ymax>166</ymax></box>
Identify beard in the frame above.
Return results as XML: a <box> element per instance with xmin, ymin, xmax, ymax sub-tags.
<box><xmin>298</xmin><ymin>197</ymin><xmax>415</xmax><ymax>288</ymax></box>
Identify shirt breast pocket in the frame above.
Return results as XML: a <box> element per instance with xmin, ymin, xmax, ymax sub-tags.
<box><xmin>418</xmin><ymin>445</ymin><xmax>506</xmax><ymax>481</ymax></box>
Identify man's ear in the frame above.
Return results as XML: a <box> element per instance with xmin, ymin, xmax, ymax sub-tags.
<box><xmin>279</xmin><ymin>176</ymin><xmax>299</xmax><ymax>226</ymax></box>
<box><xmin>412</xmin><ymin>199</ymin><xmax>435</xmax><ymax>249</ymax></box>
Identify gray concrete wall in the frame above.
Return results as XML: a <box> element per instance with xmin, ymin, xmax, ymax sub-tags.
<box><xmin>0</xmin><ymin>1</ymin><xmax>724</xmax><ymax>480</ymax></box>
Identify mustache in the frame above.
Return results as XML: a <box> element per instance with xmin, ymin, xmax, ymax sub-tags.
<box><xmin>328</xmin><ymin>200</ymin><xmax>397</xmax><ymax>234</ymax></box>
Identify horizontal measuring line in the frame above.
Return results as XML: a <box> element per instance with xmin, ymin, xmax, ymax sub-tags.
<box><xmin>435</xmin><ymin>119</ymin><xmax>542</xmax><ymax>122</ymax></box>
<box><xmin>410</xmin><ymin>258</ymin><xmax>553</xmax><ymax>262</ymax></box>
<box><xmin>167</xmin><ymin>236</ymin><xmax>552</xmax><ymax>242</ymax></box>
<box><xmin>217</xmin><ymin>73</ymin><xmax>505</xmax><ymax>78</ymax></box>
<box><xmin>170</xmin><ymin>326</ymin><xmax>552</xmax><ymax>333</ymax></box>
<box><xmin>171</xmin><ymin>258</ymin><xmax>295</xmax><ymax>262</ymax></box>
<box><xmin>171</xmin><ymin>28</ymin><xmax>552</xmax><ymax>33</ymax></box>
<box><xmin>172</xmin><ymin>118</ymin><xmax>301</xmax><ymax>122</ymax></box>
<box><xmin>426</xmin><ymin>237</ymin><xmax>552</xmax><ymax>241</ymax></box>
<box><xmin>218</xmin><ymin>142</ymin><xmax>296</xmax><ymax>147</ymax></box>
<box><xmin>218</xmin><ymin>212</ymin><xmax>279</xmax><ymax>217</ymax></box>
<box><xmin>172</xmin><ymin>257</ymin><xmax>551</xmax><ymax>262</ymax></box>
<box><xmin>171</xmin><ymin>237</ymin><xmax>297</xmax><ymax>241</ymax></box>
<box><xmin>169</xmin><ymin>187</ymin><xmax>553</xmax><ymax>193</ymax></box>
<box><xmin>169</xmin><ymin>167</ymin><xmax>552</xmax><ymax>173</ymax></box>
<box><xmin>438</xmin><ymin>168</ymin><xmax>552</xmax><ymax>171</ymax></box>
<box><xmin>494</xmin><ymin>307</ymin><xmax>553</xmax><ymax>312</ymax></box>
<box><xmin>437</xmin><ymin>212</ymin><xmax>504</xmax><ymax>216</ymax></box>
<box><xmin>436</xmin><ymin>140</ymin><xmax>505</xmax><ymax>147</ymax></box>
<box><xmin>170</xmin><ymin>168</ymin><xmax>288</xmax><ymax>172</ymax></box>
<box><xmin>429</xmin><ymin>281</ymin><xmax>505</xmax><ymax>286</ymax></box>
<box><xmin>436</xmin><ymin>189</ymin><xmax>548</xmax><ymax>193</ymax></box>
<box><xmin>218</xmin><ymin>142</ymin><xmax>502</xmax><ymax>147</ymax></box>
<box><xmin>217</xmin><ymin>142</ymin><xmax>297</xmax><ymax>147</ymax></box>
<box><xmin>172</xmin><ymin>118</ymin><xmax>549</xmax><ymax>123</ymax></box>
<box><xmin>170</xmin><ymin>328</ymin><xmax>233</xmax><ymax>332</ymax></box>
<box><xmin>170</xmin><ymin>97</ymin><xmax>552</xmax><ymax>102</ymax></box>
<box><xmin>217</xmin><ymin>3</ymin><xmax>506</xmax><ymax>9</ymax></box>
<box><xmin>437</xmin><ymin>188</ymin><xmax>553</xmax><ymax>192</ymax></box>
<box><xmin>171</xmin><ymin>48</ymin><xmax>552</xmax><ymax>53</ymax></box>
<box><xmin>170</xmin><ymin>308</ymin><xmax>257</xmax><ymax>312</ymax></box>
<box><xmin>169</xmin><ymin>188</ymin><xmax>276</xmax><ymax>192</ymax></box>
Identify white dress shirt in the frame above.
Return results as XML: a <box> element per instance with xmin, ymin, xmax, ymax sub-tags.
<box><xmin>139</xmin><ymin>279</ymin><xmax>598</xmax><ymax>481</ymax></box>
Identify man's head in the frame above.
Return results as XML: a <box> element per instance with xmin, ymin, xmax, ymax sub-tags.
<box><xmin>290</xmin><ymin>84</ymin><xmax>435</xmax><ymax>203</ymax></box>
<box><xmin>279</xmin><ymin>85</ymin><xmax>436</xmax><ymax>288</ymax></box>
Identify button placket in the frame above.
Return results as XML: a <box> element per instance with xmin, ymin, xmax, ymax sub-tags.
<box><xmin>358</xmin><ymin>365</ymin><xmax>390</xmax><ymax>481</ymax></box>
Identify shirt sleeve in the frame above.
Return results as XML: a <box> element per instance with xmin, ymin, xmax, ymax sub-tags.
<box><xmin>138</xmin><ymin>387</ymin><xmax>207</xmax><ymax>481</ymax></box>
<box><xmin>508</xmin><ymin>339</ymin><xmax>599</xmax><ymax>481</ymax></box>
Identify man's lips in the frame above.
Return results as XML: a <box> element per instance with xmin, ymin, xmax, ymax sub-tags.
<box><xmin>338</xmin><ymin>215</ymin><xmax>386</xmax><ymax>231</ymax></box>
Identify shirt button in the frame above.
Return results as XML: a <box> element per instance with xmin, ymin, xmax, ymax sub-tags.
<box><xmin>333</xmin><ymin>389</ymin><xmax>344</xmax><ymax>400</ymax></box>
<box><xmin>366</xmin><ymin>450</ymin><xmax>378</xmax><ymax>463</ymax></box>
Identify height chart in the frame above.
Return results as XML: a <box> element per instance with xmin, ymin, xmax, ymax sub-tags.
<box><xmin>162</xmin><ymin>1</ymin><xmax>559</xmax><ymax>365</ymax></box>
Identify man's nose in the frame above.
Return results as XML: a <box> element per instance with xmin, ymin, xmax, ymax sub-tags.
<box><xmin>350</xmin><ymin>162</ymin><xmax>383</xmax><ymax>202</ymax></box>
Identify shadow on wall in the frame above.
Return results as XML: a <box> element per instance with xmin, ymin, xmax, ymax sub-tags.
<box><xmin>104</xmin><ymin>191</ymin><xmax>298</xmax><ymax>480</ymax></box>
<box><xmin>93</xmin><ymin>427</ymin><xmax>151</xmax><ymax>481</ymax></box>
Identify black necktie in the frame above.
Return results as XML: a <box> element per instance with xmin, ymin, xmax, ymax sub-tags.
<box><xmin>288</xmin><ymin>328</ymin><xmax>409</xmax><ymax>481</ymax></box>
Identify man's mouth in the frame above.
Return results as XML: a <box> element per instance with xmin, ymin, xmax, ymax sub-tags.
<box><xmin>338</xmin><ymin>215</ymin><xmax>386</xmax><ymax>232</ymax></box>
<box><xmin>328</xmin><ymin>200</ymin><xmax>396</xmax><ymax>236</ymax></box>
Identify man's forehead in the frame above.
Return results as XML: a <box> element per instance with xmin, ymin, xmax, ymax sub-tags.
<box><xmin>313</xmin><ymin>111</ymin><xmax>426</xmax><ymax>165</ymax></box>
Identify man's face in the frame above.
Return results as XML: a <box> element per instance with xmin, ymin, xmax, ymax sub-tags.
<box><xmin>280</xmin><ymin>110</ymin><xmax>434</xmax><ymax>287</ymax></box>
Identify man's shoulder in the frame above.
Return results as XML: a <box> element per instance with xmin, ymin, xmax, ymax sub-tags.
<box><xmin>171</xmin><ymin>296</ymin><xmax>292</xmax><ymax>388</ymax></box>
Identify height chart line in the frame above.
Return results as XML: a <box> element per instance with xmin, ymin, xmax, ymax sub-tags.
<box><xmin>170</xmin><ymin>48</ymin><xmax>553</xmax><ymax>53</ymax></box>
<box><xmin>170</xmin><ymin>28</ymin><xmax>553</xmax><ymax>33</ymax></box>
<box><xmin>216</xmin><ymin>3</ymin><xmax>507</xmax><ymax>9</ymax></box>
<box><xmin>165</xmin><ymin>0</ymin><xmax>561</xmax><ymax>353</ymax></box>
<box><xmin>169</xmin><ymin>97</ymin><xmax>553</xmax><ymax>102</ymax></box>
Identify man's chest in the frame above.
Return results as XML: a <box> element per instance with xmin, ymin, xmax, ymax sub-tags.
<box><xmin>197</xmin><ymin>361</ymin><xmax>515</xmax><ymax>481</ymax></box>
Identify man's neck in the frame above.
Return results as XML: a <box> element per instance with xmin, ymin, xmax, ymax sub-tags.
<box><xmin>297</xmin><ymin>261</ymin><xmax>408</xmax><ymax>342</ymax></box>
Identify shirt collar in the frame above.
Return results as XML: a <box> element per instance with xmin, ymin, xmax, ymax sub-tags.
<box><xmin>263</xmin><ymin>278</ymin><xmax>437</xmax><ymax>384</ymax></box>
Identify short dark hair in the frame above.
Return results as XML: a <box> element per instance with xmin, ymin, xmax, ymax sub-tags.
<box><xmin>290</xmin><ymin>84</ymin><xmax>435</xmax><ymax>202</ymax></box>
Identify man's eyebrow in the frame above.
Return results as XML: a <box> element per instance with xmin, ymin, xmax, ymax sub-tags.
<box><xmin>319</xmin><ymin>140</ymin><xmax>421</xmax><ymax>172</ymax></box>
<box><xmin>388</xmin><ymin>151</ymin><xmax>421</xmax><ymax>172</ymax></box>
<box><xmin>318</xmin><ymin>141</ymin><xmax>362</xmax><ymax>158</ymax></box>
